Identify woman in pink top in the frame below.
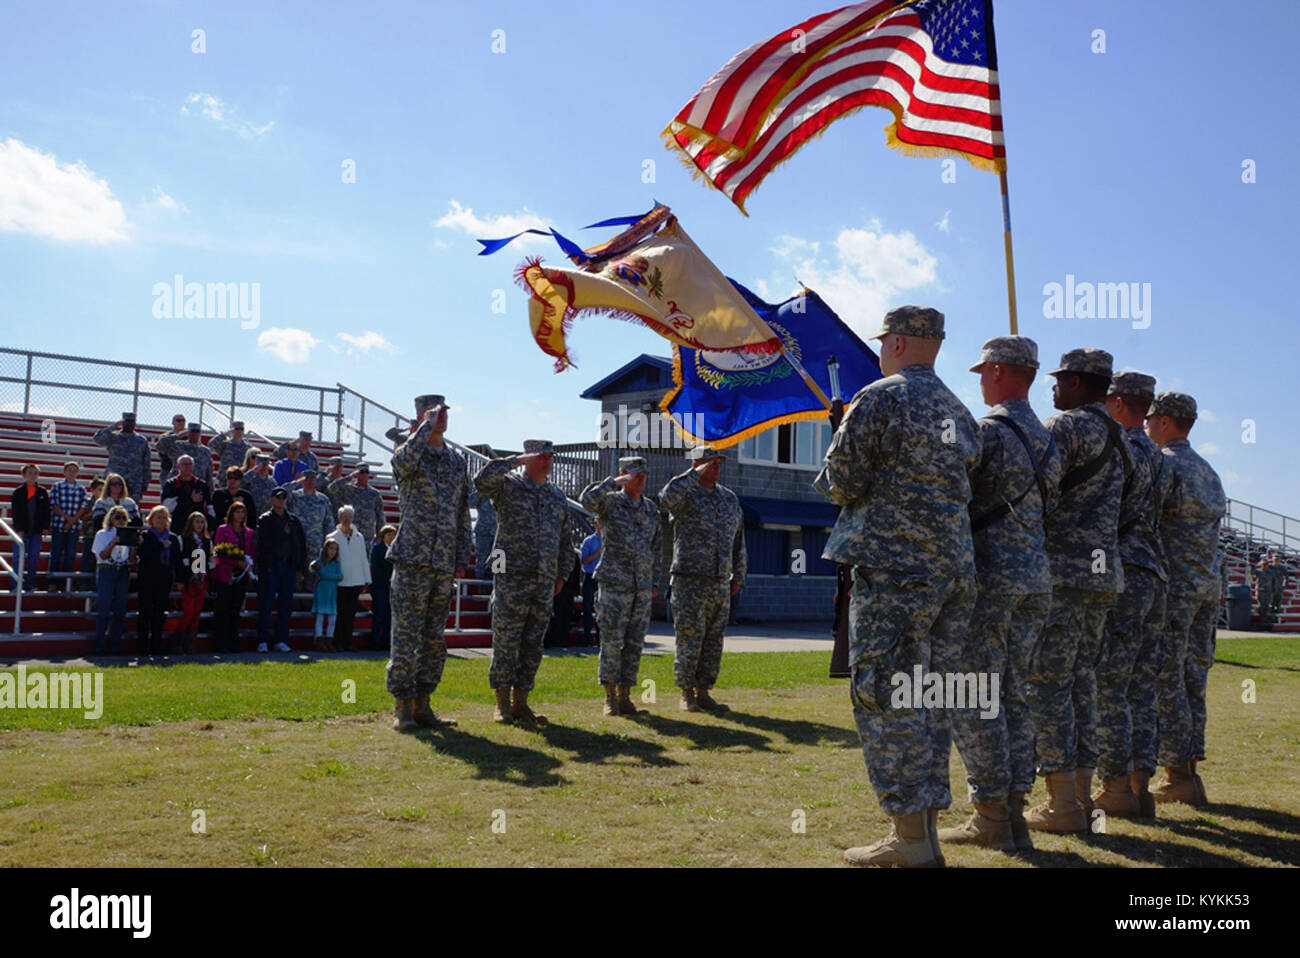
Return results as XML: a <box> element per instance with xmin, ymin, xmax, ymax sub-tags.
<box><xmin>212</xmin><ymin>501</ymin><xmax>257</xmax><ymax>653</ymax></box>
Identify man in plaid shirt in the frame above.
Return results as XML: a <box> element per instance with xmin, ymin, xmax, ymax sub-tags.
<box><xmin>48</xmin><ymin>461</ymin><xmax>88</xmax><ymax>586</ymax></box>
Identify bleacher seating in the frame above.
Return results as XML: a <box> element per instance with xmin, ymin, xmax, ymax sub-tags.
<box><xmin>1218</xmin><ymin>526</ymin><xmax>1298</xmax><ymax>631</ymax></box>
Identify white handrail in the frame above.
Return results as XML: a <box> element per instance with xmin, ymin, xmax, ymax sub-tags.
<box><xmin>0</xmin><ymin>515</ymin><xmax>25</xmax><ymax>633</ymax></box>
<box><xmin>198</xmin><ymin>399</ymin><xmax>277</xmax><ymax>452</ymax></box>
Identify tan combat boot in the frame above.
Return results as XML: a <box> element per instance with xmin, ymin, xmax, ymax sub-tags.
<box><xmin>1075</xmin><ymin>766</ymin><xmax>1096</xmax><ymax>820</ymax></box>
<box><xmin>1007</xmin><ymin>791</ymin><xmax>1034</xmax><ymax>852</ymax></box>
<box><xmin>679</xmin><ymin>687</ymin><xmax>700</xmax><ymax>712</ymax></box>
<box><xmin>1151</xmin><ymin>763</ymin><xmax>1204</xmax><ymax>807</ymax></box>
<box><xmin>1130</xmin><ymin>768</ymin><xmax>1156</xmax><ymax>819</ymax></box>
<box><xmin>602</xmin><ymin>685</ymin><xmax>619</xmax><ymax>716</ymax></box>
<box><xmin>695</xmin><ymin>686</ymin><xmax>728</xmax><ymax>712</ymax></box>
<box><xmin>1025</xmin><ymin>770</ymin><xmax>1088</xmax><ymax>834</ymax></box>
<box><xmin>1093</xmin><ymin>775</ymin><xmax>1140</xmax><ymax>818</ymax></box>
<box><xmin>924</xmin><ymin>808</ymin><xmax>945</xmax><ymax>866</ymax></box>
<box><xmin>843</xmin><ymin>811</ymin><xmax>942</xmax><ymax>868</ymax></box>
<box><xmin>617</xmin><ymin>685</ymin><xmax>646</xmax><ymax>716</ymax></box>
<box><xmin>412</xmin><ymin>694</ymin><xmax>457</xmax><ymax>729</ymax></box>
<box><xmin>392</xmin><ymin>697</ymin><xmax>417</xmax><ymax>733</ymax></box>
<box><xmin>493</xmin><ymin>687</ymin><xmax>513</xmax><ymax>725</ymax></box>
<box><xmin>511</xmin><ymin>687</ymin><xmax>546</xmax><ymax>723</ymax></box>
<box><xmin>1191</xmin><ymin>760</ymin><xmax>1209</xmax><ymax>805</ymax></box>
<box><xmin>936</xmin><ymin>802</ymin><xmax>1016</xmax><ymax>852</ymax></box>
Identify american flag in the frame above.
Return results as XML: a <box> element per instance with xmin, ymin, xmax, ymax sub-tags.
<box><xmin>664</xmin><ymin>0</ymin><xmax>1005</xmax><ymax>213</ymax></box>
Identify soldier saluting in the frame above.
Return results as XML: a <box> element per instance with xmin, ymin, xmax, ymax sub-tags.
<box><xmin>475</xmin><ymin>439</ymin><xmax>572</xmax><ymax>725</ymax></box>
<box><xmin>386</xmin><ymin>394</ymin><xmax>471</xmax><ymax>732</ymax></box>
<box><xmin>660</xmin><ymin>445</ymin><xmax>745</xmax><ymax>714</ymax></box>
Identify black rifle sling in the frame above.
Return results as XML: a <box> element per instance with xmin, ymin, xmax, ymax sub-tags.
<box><xmin>969</xmin><ymin>414</ymin><xmax>1054</xmax><ymax>533</ymax></box>
<box><xmin>1059</xmin><ymin>406</ymin><xmax>1129</xmax><ymax>496</ymax></box>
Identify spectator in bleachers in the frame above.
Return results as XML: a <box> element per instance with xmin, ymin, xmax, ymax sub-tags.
<box><xmin>213</xmin><ymin>501</ymin><xmax>258</xmax><ymax>653</ymax></box>
<box><xmin>289</xmin><ymin>471</ymin><xmax>334</xmax><ymax>591</ymax></box>
<box><xmin>79</xmin><ymin>477</ymin><xmax>105</xmax><ymax>584</ymax></box>
<box><xmin>369</xmin><ymin>524</ymin><xmax>397</xmax><ymax>651</ymax></box>
<box><xmin>9</xmin><ymin>463</ymin><xmax>50</xmax><ymax>592</ymax></box>
<box><xmin>213</xmin><ymin>466</ymin><xmax>258</xmax><ymax>531</ymax></box>
<box><xmin>91</xmin><ymin>473</ymin><xmax>140</xmax><ymax>534</ymax></box>
<box><xmin>92</xmin><ymin>505</ymin><xmax>135</xmax><ymax>654</ymax></box>
<box><xmin>136</xmin><ymin>505</ymin><xmax>184</xmax><ymax>656</ymax></box>
<box><xmin>154</xmin><ymin>414</ymin><xmax>189</xmax><ymax>478</ymax></box>
<box><xmin>93</xmin><ymin>412</ymin><xmax>152</xmax><ymax>507</ymax></box>
<box><xmin>208</xmin><ymin>421</ymin><xmax>252</xmax><ymax>477</ymax></box>
<box><xmin>255</xmin><ymin>488</ymin><xmax>305</xmax><ymax>654</ymax></box>
<box><xmin>321</xmin><ymin>460</ymin><xmax>386</xmax><ymax>548</ymax></box>
<box><xmin>274</xmin><ymin>430</ymin><xmax>318</xmax><ymax>472</ymax></box>
<box><xmin>272</xmin><ymin>443</ymin><xmax>309</xmax><ymax>486</ymax></box>
<box><xmin>48</xmin><ymin>461</ymin><xmax>88</xmax><ymax>590</ymax></box>
<box><xmin>327</xmin><ymin>504</ymin><xmax>371</xmax><ymax>652</ymax></box>
<box><xmin>176</xmin><ymin>512</ymin><xmax>211</xmax><ymax>654</ymax></box>
<box><xmin>310</xmin><ymin>539</ymin><xmax>342</xmax><ymax>652</ymax></box>
<box><xmin>167</xmin><ymin>422</ymin><xmax>214</xmax><ymax>488</ymax></box>
<box><xmin>162</xmin><ymin>455</ymin><xmax>213</xmax><ymax>534</ymax></box>
<box><xmin>243</xmin><ymin>453</ymin><xmax>277</xmax><ymax>517</ymax></box>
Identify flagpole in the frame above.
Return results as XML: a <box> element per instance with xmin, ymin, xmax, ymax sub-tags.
<box><xmin>781</xmin><ymin>346</ymin><xmax>831</xmax><ymax>409</ymax></box>
<box><xmin>1000</xmin><ymin>166</ymin><xmax>1018</xmax><ymax>334</ymax></box>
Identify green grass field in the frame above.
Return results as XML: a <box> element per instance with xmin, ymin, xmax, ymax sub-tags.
<box><xmin>1</xmin><ymin>639</ymin><xmax>1296</xmax><ymax>867</ymax></box>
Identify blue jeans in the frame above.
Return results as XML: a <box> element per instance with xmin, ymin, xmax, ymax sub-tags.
<box><xmin>11</xmin><ymin>532</ymin><xmax>41</xmax><ymax>591</ymax></box>
<box><xmin>258</xmin><ymin>560</ymin><xmax>296</xmax><ymax>646</ymax></box>
<box><xmin>49</xmin><ymin>530</ymin><xmax>79</xmax><ymax>583</ymax></box>
<box><xmin>94</xmin><ymin>565</ymin><xmax>131</xmax><ymax>654</ymax></box>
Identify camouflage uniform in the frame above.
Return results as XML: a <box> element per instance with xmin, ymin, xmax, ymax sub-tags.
<box><xmin>385</xmin><ymin>405</ymin><xmax>471</xmax><ymax>699</ymax></box>
<box><xmin>1152</xmin><ymin>393</ymin><xmax>1225</xmax><ymax>767</ymax></box>
<box><xmin>92</xmin><ymin>420</ymin><xmax>152</xmax><ymax>502</ymax></box>
<box><xmin>153</xmin><ymin>429</ymin><xmax>186</xmax><ymax>478</ymax></box>
<box><xmin>469</xmin><ymin>488</ymin><xmax>498</xmax><ymax>578</ymax></box>
<box><xmin>661</xmin><ymin>450</ymin><xmax>745</xmax><ymax>691</ymax></box>
<box><xmin>580</xmin><ymin>459</ymin><xmax>662</xmax><ymax>687</ymax></box>
<box><xmin>1096</xmin><ymin>372</ymin><xmax>1173</xmax><ymax>781</ymax></box>
<box><xmin>289</xmin><ymin>483</ymin><xmax>335</xmax><ymax>572</ymax></box>
<box><xmin>207</xmin><ymin>429</ymin><xmax>253</xmax><ymax>480</ymax></box>
<box><xmin>168</xmin><ymin>437</ymin><xmax>214</xmax><ymax>488</ymax></box>
<box><xmin>948</xmin><ymin>338</ymin><xmax>1060</xmax><ymax>804</ymax></box>
<box><xmin>322</xmin><ymin>473</ymin><xmax>387</xmax><ymax>545</ymax></box>
<box><xmin>242</xmin><ymin>468</ymin><xmax>277</xmax><ymax>519</ymax></box>
<box><xmin>1033</xmin><ymin>349</ymin><xmax>1125</xmax><ymax>776</ymax></box>
<box><xmin>273</xmin><ymin>437</ymin><xmax>318</xmax><ymax>473</ymax></box>
<box><xmin>475</xmin><ymin>443</ymin><xmax>571</xmax><ymax>692</ymax></box>
<box><xmin>815</xmin><ymin>308</ymin><xmax>980</xmax><ymax>818</ymax></box>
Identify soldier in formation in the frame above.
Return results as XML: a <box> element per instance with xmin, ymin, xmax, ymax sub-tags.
<box><xmin>661</xmin><ymin>445</ymin><xmax>745</xmax><ymax>714</ymax></box>
<box><xmin>474</xmin><ymin>439</ymin><xmax>571</xmax><ymax>725</ymax></box>
<box><xmin>580</xmin><ymin>455</ymin><xmax>661</xmax><ymax>717</ymax></box>
<box><xmin>387</xmin><ymin>394</ymin><xmax>470</xmax><ymax>732</ymax></box>
<box><xmin>93</xmin><ymin>412</ymin><xmax>152</xmax><ymax>503</ymax></box>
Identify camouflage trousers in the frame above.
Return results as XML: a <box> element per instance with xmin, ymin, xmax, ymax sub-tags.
<box><xmin>385</xmin><ymin>561</ymin><xmax>453</xmax><ymax>698</ymax></box>
<box><xmin>474</xmin><ymin>531</ymin><xmax>496</xmax><ymax>580</ymax></box>
<box><xmin>1096</xmin><ymin>566</ymin><xmax>1166</xmax><ymax>779</ymax></box>
<box><xmin>1158</xmin><ymin>595</ymin><xmax>1217</xmax><ymax>766</ymax></box>
<box><xmin>947</xmin><ymin>590</ymin><xmax>1051</xmax><ymax>803</ymax></box>
<box><xmin>1025</xmin><ymin>587</ymin><xmax>1115</xmax><ymax>774</ymax></box>
<box><xmin>596</xmin><ymin>582</ymin><xmax>652</xmax><ymax>686</ymax></box>
<box><xmin>849</xmin><ymin>566</ymin><xmax>974</xmax><ymax>817</ymax></box>
<box><xmin>670</xmin><ymin>574</ymin><xmax>729</xmax><ymax>689</ymax></box>
<box><xmin>489</xmin><ymin>571</ymin><xmax>553</xmax><ymax>691</ymax></box>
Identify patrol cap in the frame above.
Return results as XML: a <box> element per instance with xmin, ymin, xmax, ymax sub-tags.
<box><xmin>384</xmin><ymin>426</ymin><xmax>406</xmax><ymax>443</ymax></box>
<box><xmin>300</xmin><ymin>469</ymin><xmax>318</xmax><ymax>480</ymax></box>
<box><xmin>355</xmin><ymin>462</ymin><xmax>371</xmax><ymax>473</ymax></box>
<box><xmin>256</xmin><ymin>453</ymin><xmax>271</xmax><ymax>463</ymax></box>
<box><xmin>186</xmin><ymin>422</ymin><xmax>201</xmax><ymax>432</ymax></box>
<box><xmin>1150</xmin><ymin>391</ymin><xmax>1197</xmax><ymax>421</ymax></box>
<box><xmin>522</xmin><ymin>439</ymin><xmax>554</xmax><ymax>454</ymax></box>
<box><xmin>618</xmin><ymin>456</ymin><xmax>648</xmax><ymax>475</ymax></box>
<box><xmin>121</xmin><ymin>411</ymin><xmax>137</xmax><ymax>421</ymax></box>
<box><xmin>969</xmin><ymin>335</ymin><xmax>1039</xmax><ymax>373</ymax></box>
<box><xmin>230</xmin><ymin>420</ymin><xmax>245</xmax><ymax>430</ymax></box>
<box><xmin>1107</xmin><ymin>371</ymin><xmax>1157</xmax><ymax>400</ymax></box>
<box><xmin>869</xmin><ymin>305</ymin><xmax>945</xmax><ymax>341</ymax></box>
<box><xmin>687</xmin><ymin>445</ymin><xmax>726</xmax><ymax>462</ymax></box>
<box><xmin>1048</xmin><ymin>348</ymin><xmax>1113</xmax><ymax>379</ymax></box>
<box><xmin>298</xmin><ymin>430</ymin><xmax>313</xmax><ymax>440</ymax></box>
<box><xmin>414</xmin><ymin>394</ymin><xmax>446</xmax><ymax>414</ymax></box>
<box><xmin>271</xmin><ymin>486</ymin><xmax>289</xmax><ymax>499</ymax></box>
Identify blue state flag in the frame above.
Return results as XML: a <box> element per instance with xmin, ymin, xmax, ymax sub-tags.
<box><xmin>662</xmin><ymin>281</ymin><xmax>881</xmax><ymax>447</ymax></box>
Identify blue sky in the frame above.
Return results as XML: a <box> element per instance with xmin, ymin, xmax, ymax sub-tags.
<box><xmin>2</xmin><ymin>0</ymin><xmax>1297</xmax><ymax>517</ymax></box>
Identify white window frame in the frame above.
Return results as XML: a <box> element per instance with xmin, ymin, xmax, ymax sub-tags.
<box><xmin>737</xmin><ymin>421</ymin><xmax>831</xmax><ymax>472</ymax></box>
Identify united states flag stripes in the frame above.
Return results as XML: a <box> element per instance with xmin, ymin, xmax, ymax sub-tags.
<box><xmin>664</xmin><ymin>0</ymin><xmax>1006</xmax><ymax>213</ymax></box>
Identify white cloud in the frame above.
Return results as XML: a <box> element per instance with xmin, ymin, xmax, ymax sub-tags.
<box><xmin>434</xmin><ymin>200</ymin><xmax>551</xmax><ymax>247</ymax></box>
<box><xmin>0</xmin><ymin>401</ymin><xmax>74</xmax><ymax>417</ymax></box>
<box><xmin>0</xmin><ymin>138</ymin><xmax>129</xmax><ymax>243</ymax></box>
<box><xmin>337</xmin><ymin>330</ymin><xmax>396</xmax><ymax>355</ymax></box>
<box><xmin>181</xmin><ymin>93</ymin><xmax>274</xmax><ymax>138</ymax></box>
<box><xmin>1198</xmin><ymin>442</ymin><xmax>1221</xmax><ymax>456</ymax></box>
<box><xmin>763</xmin><ymin>218</ymin><xmax>939</xmax><ymax>337</ymax></box>
<box><xmin>142</xmin><ymin>187</ymin><xmax>188</xmax><ymax>213</ymax></box>
<box><xmin>1199</xmin><ymin>408</ymin><xmax>1219</xmax><ymax>423</ymax></box>
<box><xmin>257</xmin><ymin>327</ymin><xmax>319</xmax><ymax>364</ymax></box>
<box><xmin>936</xmin><ymin>210</ymin><xmax>951</xmax><ymax>233</ymax></box>
<box><xmin>114</xmin><ymin>378</ymin><xmax>196</xmax><ymax>396</ymax></box>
